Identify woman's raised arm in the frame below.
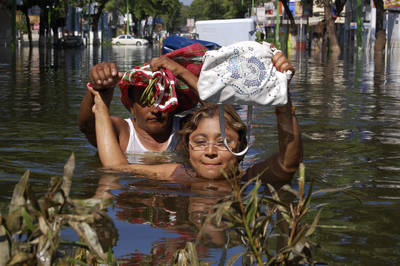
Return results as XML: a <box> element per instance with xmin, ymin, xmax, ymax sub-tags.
<box><xmin>245</xmin><ymin>52</ymin><xmax>302</xmax><ymax>184</ymax></box>
<box><xmin>245</xmin><ymin>100</ymin><xmax>303</xmax><ymax>184</ymax></box>
<box><xmin>88</xmin><ymin>84</ymin><xmax>180</xmax><ymax>179</ymax></box>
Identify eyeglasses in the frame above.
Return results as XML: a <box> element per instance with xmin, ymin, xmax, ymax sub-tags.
<box><xmin>189</xmin><ymin>139</ymin><xmax>235</xmax><ymax>151</ymax></box>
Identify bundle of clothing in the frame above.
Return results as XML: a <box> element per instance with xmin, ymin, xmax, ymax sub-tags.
<box><xmin>119</xmin><ymin>42</ymin><xmax>207</xmax><ymax>113</ymax></box>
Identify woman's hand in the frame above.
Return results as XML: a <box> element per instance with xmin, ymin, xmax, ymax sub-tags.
<box><xmin>87</xmin><ymin>83</ymin><xmax>109</xmax><ymax>116</ymax></box>
<box><xmin>89</xmin><ymin>62</ymin><xmax>123</xmax><ymax>90</ymax></box>
<box><xmin>272</xmin><ymin>51</ymin><xmax>295</xmax><ymax>74</ymax></box>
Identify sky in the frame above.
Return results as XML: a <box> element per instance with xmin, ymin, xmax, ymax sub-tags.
<box><xmin>180</xmin><ymin>0</ymin><xmax>193</xmax><ymax>6</ymax></box>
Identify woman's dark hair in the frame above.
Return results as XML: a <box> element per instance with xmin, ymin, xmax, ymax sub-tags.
<box><xmin>179</xmin><ymin>104</ymin><xmax>247</xmax><ymax>158</ymax></box>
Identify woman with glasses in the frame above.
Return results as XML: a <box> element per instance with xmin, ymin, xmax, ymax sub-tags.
<box><xmin>89</xmin><ymin>54</ymin><xmax>302</xmax><ymax>185</ymax></box>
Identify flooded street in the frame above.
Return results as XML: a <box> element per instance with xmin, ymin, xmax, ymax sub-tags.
<box><xmin>0</xmin><ymin>44</ymin><xmax>399</xmax><ymax>264</ymax></box>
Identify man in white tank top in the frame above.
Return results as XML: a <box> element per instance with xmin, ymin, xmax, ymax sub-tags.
<box><xmin>78</xmin><ymin>58</ymin><xmax>199</xmax><ymax>155</ymax></box>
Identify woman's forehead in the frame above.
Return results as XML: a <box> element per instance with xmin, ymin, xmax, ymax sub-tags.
<box><xmin>190</xmin><ymin>117</ymin><xmax>239</xmax><ymax>139</ymax></box>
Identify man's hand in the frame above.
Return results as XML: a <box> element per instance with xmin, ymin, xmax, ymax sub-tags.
<box><xmin>89</xmin><ymin>62</ymin><xmax>123</xmax><ymax>90</ymax></box>
<box><xmin>149</xmin><ymin>56</ymin><xmax>187</xmax><ymax>77</ymax></box>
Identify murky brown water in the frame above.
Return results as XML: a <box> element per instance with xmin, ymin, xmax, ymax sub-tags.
<box><xmin>0</xmin><ymin>44</ymin><xmax>399</xmax><ymax>264</ymax></box>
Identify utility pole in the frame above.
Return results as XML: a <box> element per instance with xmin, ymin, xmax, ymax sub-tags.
<box><xmin>275</xmin><ymin>0</ymin><xmax>280</xmax><ymax>45</ymax></box>
<box><xmin>88</xmin><ymin>0</ymin><xmax>92</xmax><ymax>45</ymax></box>
<box><xmin>126</xmin><ymin>0</ymin><xmax>129</xmax><ymax>34</ymax></box>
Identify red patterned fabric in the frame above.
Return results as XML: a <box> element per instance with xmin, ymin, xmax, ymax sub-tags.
<box><xmin>119</xmin><ymin>43</ymin><xmax>207</xmax><ymax>113</ymax></box>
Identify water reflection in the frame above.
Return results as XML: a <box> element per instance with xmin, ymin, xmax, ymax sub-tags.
<box><xmin>0</xmin><ymin>44</ymin><xmax>399</xmax><ymax>264</ymax></box>
<box><xmin>292</xmin><ymin>47</ymin><xmax>400</xmax><ymax>264</ymax></box>
<box><xmin>100</xmin><ymin>176</ymin><xmax>234</xmax><ymax>264</ymax></box>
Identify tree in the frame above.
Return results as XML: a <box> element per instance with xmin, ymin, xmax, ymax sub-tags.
<box><xmin>373</xmin><ymin>0</ymin><xmax>386</xmax><ymax>53</ymax></box>
<box><xmin>37</xmin><ymin>0</ymin><xmax>52</xmax><ymax>47</ymax></box>
<box><xmin>313</xmin><ymin>0</ymin><xmax>341</xmax><ymax>54</ymax></box>
<box><xmin>157</xmin><ymin>0</ymin><xmax>183</xmax><ymax>33</ymax></box>
<box><xmin>323</xmin><ymin>0</ymin><xmax>340</xmax><ymax>53</ymax></box>
<box><xmin>188</xmin><ymin>0</ymin><xmax>236</xmax><ymax>20</ymax></box>
<box><xmin>88</xmin><ymin>0</ymin><xmax>109</xmax><ymax>45</ymax></box>
<box><xmin>49</xmin><ymin>1</ymin><xmax>65</xmax><ymax>46</ymax></box>
<box><xmin>105</xmin><ymin>0</ymin><xmax>183</xmax><ymax>36</ymax></box>
<box><xmin>17</xmin><ymin>0</ymin><xmax>35</xmax><ymax>47</ymax></box>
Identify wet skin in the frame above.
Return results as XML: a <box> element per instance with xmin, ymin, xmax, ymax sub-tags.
<box><xmin>129</xmin><ymin>88</ymin><xmax>173</xmax><ymax>141</ymax></box>
<box><xmin>188</xmin><ymin>116</ymin><xmax>239</xmax><ymax>180</ymax></box>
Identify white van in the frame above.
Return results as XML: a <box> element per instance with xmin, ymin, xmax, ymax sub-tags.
<box><xmin>195</xmin><ymin>18</ymin><xmax>257</xmax><ymax>46</ymax></box>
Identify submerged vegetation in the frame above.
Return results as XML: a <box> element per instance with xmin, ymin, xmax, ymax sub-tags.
<box><xmin>0</xmin><ymin>155</ymin><xmax>350</xmax><ymax>265</ymax></box>
<box><xmin>172</xmin><ymin>164</ymin><xmax>322</xmax><ymax>265</ymax></box>
<box><xmin>0</xmin><ymin>154</ymin><xmax>116</xmax><ymax>265</ymax></box>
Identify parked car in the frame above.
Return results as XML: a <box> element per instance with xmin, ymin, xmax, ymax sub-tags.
<box><xmin>56</xmin><ymin>36</ymin><xmax>84</xmax><ymax>48</ymax></box>
<box><xmin>112</xmin><ymin>35</ymin><xmax>149</xmax><ymax>46</ymax></box>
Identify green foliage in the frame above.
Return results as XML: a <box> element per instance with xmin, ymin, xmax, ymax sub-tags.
<box><xmin>16</xmin><ymin>20</ymin><xmax>28</xmax><ymax>34</ymax></box>
<box><xmin>0</xmin><ymin>154</ymin><xmax>117</xmax><ymax>265</ymax></box>
<box><xmin>105</xmin><ymin>0</ymin><xmax>184</xmax><ymax>33</ymax></box>
<box><xmin>172</xmin><ymin>163</ymin><xmax>343</xmax><ymax>265</ymax></box>
<box><xmin>188</xmin><ymin>0</ymin><xmax>264</xmax><ymax>20</ymax></box>
<box><xmin>0</xmin><ymin>156</ymin><xmax>352</xmax><ymax>264</ymax></box>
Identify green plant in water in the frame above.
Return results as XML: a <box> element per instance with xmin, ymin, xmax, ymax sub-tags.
<box><xmin>172</xmin><ymin>163</ymin><xmax>331</xmax><ymax>265</ymax></box>
<box><xmin>0</xmin><ymin>153</ymin><xmax>118</xmax><ymax>265</ymax></box>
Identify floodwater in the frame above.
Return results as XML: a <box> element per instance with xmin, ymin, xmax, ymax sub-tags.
<box><xmin>0</xmin><ymin>43</ymin><xmax>399</xmax><ymax>265</ymax></box>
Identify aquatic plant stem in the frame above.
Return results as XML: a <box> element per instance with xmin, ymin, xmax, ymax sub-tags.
<box><xmin>235</xmin><ymin>184</ymin><xmax>263</xmax><ymax>264</ymax></box>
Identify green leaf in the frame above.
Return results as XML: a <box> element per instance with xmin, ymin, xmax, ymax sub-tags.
<box><xmin>107</xmin><ymin>247</ymin><xmax>115</xmax><ymax>264</ymax></box>
<box><xmin>67</xmin><ymin>257</ymin><xmax>88</xmax><ymax>265</ymax></box>
<box><xmin>266</xmin><ymin>184</ymin><xmax>290</xmax><ymax>219</ymax></box>
<box><xmin>214</xmin><ymin>201</ymin><xmax>232</xmax><ymax>227</ymax></box>
<box><xmin>290</xmin><ymin>225</ymin><xmax>308</xmax><ymax>247</ymax></box>
<box><xmin>312</xmin><ymin>186</ymin><xmax>351</xmax><ymax>196</ymax></box>
<box><xmin>21</xmin><ymin>207</ymin><xmax>36</xmax><ymax>232</ymax></box>
<box><xmin>303</xmin><ymin>179</ymin><xmax>314</xmax><ymax>210</ymax></box>
<box><xmin>305</xmin><ymin>209</ymin><xmax>322</xmax><ymax>237</ymax></box>
<box><xmin>239</xmin><ymin>175</ymin><xmax>260</xmax><ymax>195</ymax></box>
<box><xmin>246</xmin><ymin>201</ymin><xmax>257</xmax><ymax>227</ymax></box>
<box><xmin>298</xmin><ymin>163</ymin><xmax>305</xmax><ymax>200</ymax></box>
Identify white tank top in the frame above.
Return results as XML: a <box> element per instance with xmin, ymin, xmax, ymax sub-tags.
<box><xmin>124</xmin><ymin>117</ymin><xmax>180</xmax><ymax>154</ymax></box>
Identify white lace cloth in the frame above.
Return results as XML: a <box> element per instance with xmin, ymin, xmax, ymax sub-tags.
<box><xmin>198</xmin><ymin>41</ymin><xmax>290</xmax><ymax>106</ymax></box>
